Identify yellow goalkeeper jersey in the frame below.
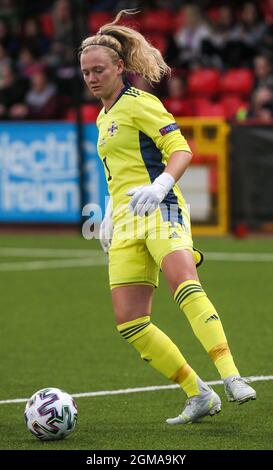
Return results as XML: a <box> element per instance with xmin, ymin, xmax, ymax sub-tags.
<box><xmin>96</xmin><ymin>84</ymin><xmax>191</xmax><ymax>223</ymax></box>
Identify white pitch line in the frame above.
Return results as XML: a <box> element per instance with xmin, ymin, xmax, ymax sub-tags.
<box><xmin>0</xmin><ymin>250</ymin><xmax>272</xmax><ymax>272</ymax></box>
<box><xmin>0</xmin><ymin>257</ymin><xmax>107</xmax><ymax>271</ymax></box>
<box><xmin>0</xmin><ymin>375</ymin><xmax>272</xmax><ymax>405</ymax></box>
<box><xmin>0</xmin><ymin>248</ymin><xmax>272</xmax><ymax>261</ymax></box>
<box><xmin>0</xmin><ymin>248</ymin><xmax>103</xmax><ymax>258</ymax></box>
<box><xmin>206</xmin><ymin>252</ymin><xmax>273</xmax><ymax>262</ymax></box>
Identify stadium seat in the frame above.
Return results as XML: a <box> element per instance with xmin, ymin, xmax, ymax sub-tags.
<box><xmin>220</xmin><ymin>69</ymin><xmax>254</xmax><ymax>97</ymax></box>
<box><xmin>260</xmin><ymin>0</ymin><xmax>273</xmax><ymax>23</ymax></box>
<box><xmin>65</xmin><ymin>105</ymin><xmax>100</xmax><ymax>123</ymax></box>
<box><xmin>148</xmin><ymin>34</ymin><xmax>168</xmax><ymax>55</ymax></box>
<box><xmin>163</xmin><ymin>97</ymin><xmax>192</xmax><ymax>116</ymax></box>
<box><xmin>187</xmin><ymin>69</ymin><xmax>221</xmax><ymax>98</ymax></box>
<box><xmin>88</xmin><ymin>12</ymin><xmax>112</xmax><ymax>33</ymax></box>
<box><xmin>39</xmin><ymin>14</ymin><xmax>54</xmax><ymax>37</ymax></box>
<box><xmin>117</xmin><ymin>11</ymin><xmax>142</xmax><ymax>28</ymax></box>
<box><xmin>207</xmin><ymin>7</ymin><xmax>220</xmax><ymax>24</ymax></box>
<box><xmin>173</xmin><ymin>8</ymin><xmax>186</xmax><ymax>32</ymax></box>
<box><xmin>194</xmin><ymin>101</ymin><xmax>226</xmax><ymax>117</ymax></box>
<box><xmin>191</xmin><ymin>96</ymin><xmax>211</xmax><ymax>106</ymax></box>
<box><xmin>191</xmin><ymin>97</ymin><xmax>212</xmax><ymax>113</ymax></box>
<box><xmin>140</xmin><ymin>9</ymin><xmax>173</xmax><ymax>33</ymax></box>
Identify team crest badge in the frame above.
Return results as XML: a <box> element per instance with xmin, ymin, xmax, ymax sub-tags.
<box><xmin>108</xmin><ymin>121</ymin><xmax>118</xmax><ymax>137</ymax></box>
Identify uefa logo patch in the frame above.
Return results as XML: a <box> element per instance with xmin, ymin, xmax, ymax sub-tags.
<box><xmin>159</xmin><ymin>123</ymin><xmax>179</xmax><ymax>136</ymax></box>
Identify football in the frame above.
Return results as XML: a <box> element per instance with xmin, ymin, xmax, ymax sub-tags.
<box><xmin>24</xmin><ymin>387</ymin><xmax>78</xmax><ymax>441</ymax></box>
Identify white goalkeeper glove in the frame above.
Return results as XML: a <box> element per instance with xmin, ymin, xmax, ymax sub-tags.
<box><xmin>99</xmin><ymin>198</ymin><xmax>113</xmax><ymax>253</ymax></box>
<box><xmin>126</xmin><ymin>172</ymin><xmax>175</xmax><ymax>217</ymax></box>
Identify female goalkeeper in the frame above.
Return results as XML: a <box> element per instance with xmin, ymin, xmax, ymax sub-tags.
<box><xmin>79</xmin><ymin>10</ymin><xmax>256</xmax><ymax>424</ymax></box>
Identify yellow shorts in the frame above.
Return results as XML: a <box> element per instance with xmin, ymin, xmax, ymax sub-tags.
<box><xmin>109</xmin><ymin>204</ymin><xmax>203</xmax><ymax>288</ymax></box>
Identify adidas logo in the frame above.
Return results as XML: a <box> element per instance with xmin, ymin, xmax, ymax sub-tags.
<box><xmin>169</xmin><ymin>231</ymin><xmax>180</xmax><ymax>239</ymax></box>
<box><xmin>205</xmin><ymin>314</ymin><xmax>219</xmax><ymax>323</ymax></box>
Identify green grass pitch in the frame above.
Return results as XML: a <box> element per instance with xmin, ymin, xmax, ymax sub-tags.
<box><xmin>0</xmin><ymin>233</ymin><xmax>272</xmax><ymax>450</ymax></box>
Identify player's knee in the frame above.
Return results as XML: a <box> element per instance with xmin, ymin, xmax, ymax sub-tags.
<box><xmin>115</xmin><ymin>311</ymin><xmax>131</xmax><ymax>326</ymax></box>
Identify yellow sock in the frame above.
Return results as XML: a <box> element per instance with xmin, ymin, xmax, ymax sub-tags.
<box><xmin>174</xmin><ymin>281</ymin><xmax>239</xmax><ymax>379</ymax></box>
<box><xmin>117</xmin><ymin>316</ymin><xmax>199</xmax><ymax>397</ymax></box>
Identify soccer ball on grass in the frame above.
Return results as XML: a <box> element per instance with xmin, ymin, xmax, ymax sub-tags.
<box><xmin>24</xmin><ymin>387</ymin><xmax>77</xmax><ymax>441</ymax></box>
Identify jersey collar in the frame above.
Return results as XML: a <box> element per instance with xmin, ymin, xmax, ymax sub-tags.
<box><xmin>104</xmin><ymin>82</ymin><xmax>130</xmax><ymax>114</ymax></box>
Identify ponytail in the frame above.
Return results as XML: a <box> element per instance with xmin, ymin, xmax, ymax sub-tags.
<box><xmin>79</xmin><ymin>10</ymin><xmax>170</xmax><ymax>84</ymax></box>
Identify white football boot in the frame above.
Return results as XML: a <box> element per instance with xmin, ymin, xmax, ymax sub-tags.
<box><xmin>166</xmin><ymin>379</ymin><xmax>221</xmax><ymax>425</ymax></box>
<box><xmin>224</xmin><ymin>376</ymin><xmax>256</xmax><ymax>404</ymax></box>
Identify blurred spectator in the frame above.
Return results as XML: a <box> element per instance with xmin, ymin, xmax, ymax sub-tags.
<box><xmin>22</xmin><ymin>18</ymin><xmax>50</xmax><ymax>57</ymax></box>
<box><xmin>131</xmin><ymin>0</ymin><xmax>194</xmax><ymax>9</ymax></box>
<box><xmin>202</xmin><ymin>5</ymin><xmax>236</xmax><ymax>68</ymax></box>
<box><xmin>24</xmin><ymin>70</ymin><xmax>65</xmax><ymax>119</ymax></box>
<box><xmin>253</xmin><ymin>53</ymin><xmax>273</xmax><ymax>90</ymax></box>
<box><xmin>0</xmin><ymin>0</ymin><xmax>21</xmax><ymax>56</ymax></box>
<box><xmin>0</xmin><ymin>0</ymin><xmax>271</xmax><ymax>121</ymax></box>
<box><xmin>0</xmin><ymin>0</ymin><xmax>18</xmax><ymax>25</ymax></box>
<box><xmin>167</xmin><ymin>4</ymin><xmax>210</xmax><ymax>68</ymax></box>
<box><xmin>17</xmin><ymin>47</ymin><xmax>44</xmax><ymax>78</ymax></box>
<box><xmin>44</xmin><ymin>40</ymin><xmax>76</xmax><ymax>96</ymax></box>
<box><xmin>114</xmin><ymin>1</ymin><xmax>169</xmax><ymax>11</ymax></box>
<box><xmin>260</xmin><ymin>22</ymin><xmax>273</xmax><ymax>54</ymax></box>
<box><xmin>52</xmin><ymin>0</ymin><xmax>73</xmax><ymax>45</ymax></box>
<box><xmin>93</xmin><ymin>0</ymin><xmax>193</xmax><ymax>10</ymax></box>
<box><xmin>224</xmin><ymin>2</ymin><xmax>267</xmax><ymax>67</ymax></box>
<box><xmin>260</xmin><ymin>0</ymin><xmax>273</xmax><ymax>23</ymax></box>
<box><xmin>235</xmin><ymin>2</ymin><xmax>266</xmax><ymax>44</ymax></box>
<box><xmin>45</xmin><ymin>0</ymin><xmax>89</xmax><ymax>71</ymax></box>
<box><xmin>0</xmin><ymin>19</ymin><xmax>10</xmax><ymax>48</ymax></box>
<box><xmin>44</xmin><ymin>40</ymin><xmax>66</xmax><ymax>69</ymax></box>
<box><xmin>0</xmin><ymin>42</ymin><xmax>12</xmax><ymax>74</ymax></box>
<box><xmin>89</xmin><ymin>0</ymin><xmax>121</xmax><ymax>11</ymax></box>
<box><xmin>0</xmin><ymin>63</ymin><xmax>28</xmax><ymax>119</ymax></box>
<box><xmin>247</xmin><ymin>85</ymin><xmax>273</xmax><ymax>120</ymax></box>
<box><xmin>17</xmin><ymin>0</ymin><xmax>53</xmax><ymax>16</ymax></box>
<box><xmin>256</xmin><ymin>101</ymin><xmax>273</xmax><ymax>120</ymax></box>
<box><xmin>166</xmin><ymin>75</ymin><xmax>186</xmax><ymax>97</ymax></box>
<box><xmin>0</xmin><ymin>18</ymin><xmax>19</xmax><ymax>56</ymax></box>
<box><xmin>163</xmin><ymin>74</ymin><xmax>192</xmax><ymax>116</ymax></box>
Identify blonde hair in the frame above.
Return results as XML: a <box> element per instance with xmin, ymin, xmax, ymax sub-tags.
<box><xmin>79</xmin><ymin>10</ymin><xmax>170</xmax><ymax>84</ymax></box>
